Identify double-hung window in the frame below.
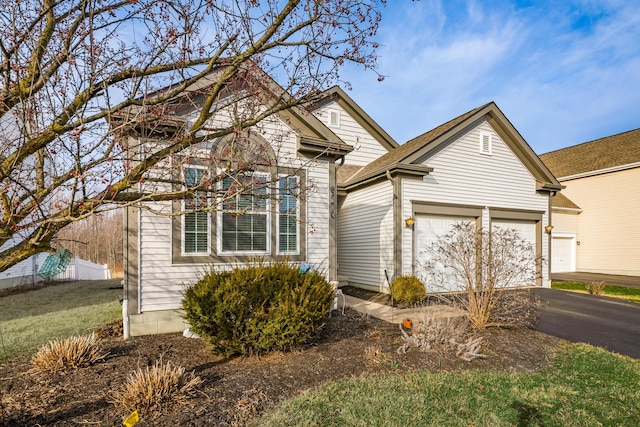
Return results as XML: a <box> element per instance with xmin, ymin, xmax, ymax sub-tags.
<box><xmin>220</xmin><ymin>173</ymin><xmax>269</xmax><ymax>253</ymax></box>
<box><xmin>277</xmin><ymin>176</ymin><xmax>299</xmax><ymax>254</ymax></box>
<box><xmin>183</xmin><ymin>166</ymin><xmax>209</xmax><ymax>254</ymax></box>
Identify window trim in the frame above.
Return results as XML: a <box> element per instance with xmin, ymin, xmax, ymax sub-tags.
<box><xmin>276</xmin><ymin>174</ymin><xmax>300</xmax><ymax>255</ymax></box>
<box><xmin>181</xmin><ymin>165</ymin><xmax>211</xmax><ymax>256</ymax></box>
<box><xmin>171</xmin><ymin>162</ymin><xmax>307</xmax><ymax>264</ymax></box>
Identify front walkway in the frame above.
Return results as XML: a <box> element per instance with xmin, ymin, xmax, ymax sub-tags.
<box><xmin>341</xmin><ymin>294</ymin><xmax>461</xmax><ymax>324</ymax></box>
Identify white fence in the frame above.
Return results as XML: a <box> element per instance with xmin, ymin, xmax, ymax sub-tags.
<box><xmin>51</xmin><ymin>257</ymin><xmax>112</xmax><ymax>281</ymax></box>
<box><xmin>0</xmin><ymin>254</ymin><xmax>111</xmax><ymax>289</ymax></box>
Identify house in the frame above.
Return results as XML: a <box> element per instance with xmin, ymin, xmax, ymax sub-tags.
<box><xmin>540</xmin><ymin>129</ymin><xmax>640</xmax><ymax>276</ymax></box>
<box><xmin>122</xmin><ymin>78</ymin><xmax>562</xmax><ymax>336</ymax></box>
<box><xmin>314</xmin><ymin>91</ymin><xmax>562</xmax><ymax>293</ymax></box>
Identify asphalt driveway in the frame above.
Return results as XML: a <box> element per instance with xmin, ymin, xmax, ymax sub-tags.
<box><xmin>534</xmin><ymin>288</ymin><xmax>640</xmax><ymax>359</ymax></box>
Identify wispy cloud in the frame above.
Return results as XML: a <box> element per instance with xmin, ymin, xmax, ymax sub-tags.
<box><xmin>342</xmin><ymin>0</ymin><xmax>640</xmax><ymax>153</ymax></box>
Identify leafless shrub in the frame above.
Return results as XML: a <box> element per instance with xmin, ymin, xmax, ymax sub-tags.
<box><xmin>30</xmin><ymin>333</ymin><xmax>109</xmax><ymax>373</ymax></box>
<box><xmin>109</xmin><ymin>361</ymin><xmax>203</xmax><ymax>414</ymax></box>
<box><xmin>419</xmin><ymin>222</ymin><xmax>541</xmax><ymax>330</ymax></box>
<box><xmin>450</xmin><ymin>336</ymin><xmax>487</xmax><ymax>362</ymax></box>
<box><xmin>492</xmin><ymin>289</ymin><xmax>541</xmax><ymax>328</ymax></box>
<box><xmin>587</xmin><ymin>281</ymin><xmax>605</xmax><ymax>295</ymax></box>
<box><xmin>397</xmin><ymin>315</ymin><xmax>469</xmax><ymax>354</ymax></box>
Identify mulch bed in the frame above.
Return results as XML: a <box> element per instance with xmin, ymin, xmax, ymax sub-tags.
<box><xmin>1</xmin><ymin>308</ymin><xmax>564</xmax><ymax>426</ymax></box>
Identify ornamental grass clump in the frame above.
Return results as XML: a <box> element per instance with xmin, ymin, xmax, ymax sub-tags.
<box><xmin>587</xmin><ymin>281</ymin><xmax>605</xmax><ymax>295</ymax></box>
<box><xmin>109</xmin><ymin>361</ymin><xmax>202</xmax><ymax>413</ymax></box>
<box><xmin>30</xmin><ymin>333</ymin><xmax>109</xmax><ymax>373</ymax></box>
<box><xmin>182</xmin><ymin>260</ymin><xmax>334</xmax><ymax>356</ymax></box>
<box><xmin>391</xmin><ymin>275</ymin><xmax>427</xmax><ymax>303</ymax></box>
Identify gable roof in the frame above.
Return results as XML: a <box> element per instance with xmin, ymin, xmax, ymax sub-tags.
<box><xmin>115</xmin><ymin>63</ymin><xmax>353</xmax><ymax>159</ymax></box>
<box><xmin>340</xmin><ymin>102</ymin><xmax>562</xmax><ymax>193</ymax></box>
<box><xmin>310</xmin><ymin>86</ymin><xmax>399</xmax><ymax>152</ymax></box>
<box><xmin>540</xmin><ymin>128</ymin><xmax>640</xmax><ymax>179</ymax></box>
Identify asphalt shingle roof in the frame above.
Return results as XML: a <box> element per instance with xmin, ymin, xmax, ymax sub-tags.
<box><xmin>552</xmin><ymin>192</ymin><xmax>580</xmax><ymax>209</ymax></box>
<box><xmin>540</xmin><ymin>128</ymin><xmax>640</xmax><ymax>179</ymax></box>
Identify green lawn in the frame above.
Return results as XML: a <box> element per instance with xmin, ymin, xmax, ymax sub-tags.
<box><xmin>552</xmin><ymin>281</ymin><xmax>640</xmax><ymax>304</ymax></box>
<box><xmin>0</xmin><ymin>279</ymin><xmax>122</xmax><ymax>360</ymax></box>
<box><xmin>257</xmin><ymin>344</ymin><xmax>640</xmax><ymax>426</ymax></box>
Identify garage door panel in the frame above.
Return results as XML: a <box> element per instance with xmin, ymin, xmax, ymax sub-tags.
<box><xmin>414</xmin><ymin>215</ymin><xmax>474</xmax><ymax>292</ymax></box>
<box><xmin>491</xmin><ymin>219</ymin><xmax>537</xmax><ymax>286</ymax></box>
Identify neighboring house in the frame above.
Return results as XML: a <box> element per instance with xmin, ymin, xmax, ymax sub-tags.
<box><xmin>540</xmin><ymin>129</ymin><xmax>640</xmax><ymax>276</ymax></box>
<box><xmin>123</xmin><ymin>79</ymin><xmax>562</xmax><ymax>336</ymax></box>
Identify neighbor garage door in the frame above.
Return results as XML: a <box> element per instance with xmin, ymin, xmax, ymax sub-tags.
<box><xmin>414</xmin><ymin>214</ymin><xmax>475</xmax><ymax>292</ymax></box>
<box><xmin>491</xmin><ymin>219</ymin><xmax>537</xmax><ymax>287</ymax></box>
<box><xmin>551</xmin><ymin>236</ymin><xmax>575</xmax><ymax>273</ymax></box>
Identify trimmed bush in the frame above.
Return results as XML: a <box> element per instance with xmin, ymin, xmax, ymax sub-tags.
<box><xmin>182</xmin><ymin>261</ymin><xmax>334</xmax><ymax>356</ymax></box>
<box><xmin>391</xmin><ymin>275</ymin><xmax>426</xmax><ymax>303</ymax></box>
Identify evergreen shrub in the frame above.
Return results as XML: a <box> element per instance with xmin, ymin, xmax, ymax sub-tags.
<box><xmin>391</xmin><ymin>275</ymin><xmax>427</xmax><ymax>303</ymax></box>
<box><xmin>182</xmin><ymin>261</ymin><xmax>334</xmax><ymax>356</ymax></box>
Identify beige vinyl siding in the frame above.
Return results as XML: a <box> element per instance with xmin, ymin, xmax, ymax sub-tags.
<box><xmin>314</xmin><ymin>103</ymin><xmax>389</xmax><ymax>166</ymax></box>
<box><xmin>401</xmin><ymin>121</ymin><xmax>549</xmax><ymax>281</ymax></box>
<box><xmin>561</xmin><ymin>167</ymin><xmax>640</xmax><ymax>275</ymax></box>
<box><xmin>337</xmin><ymin>180</ymin><xmax>393</xmax><ymax>291</ymax></box>
<box><xmin>552</xmin><ymin>210</ymin><xmax>579</xmax><ymax>235</ymax></box>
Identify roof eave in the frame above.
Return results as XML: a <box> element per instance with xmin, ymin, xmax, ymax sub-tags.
<box><xmin>312</xmin><ymin>86</ymin><xmax>399</xmax><ymax>151</ymax></box>
<box><xmin>298</xmin><ymin>135</ymin><xmax>354</xmax><ymax>159</ymax></box>
<box><xmin>341</xmin><ymin>163</ymin><xmax>433</xmax><ymax>192</ymax></box>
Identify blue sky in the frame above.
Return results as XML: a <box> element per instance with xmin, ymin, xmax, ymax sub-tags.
<box><xmin>339</xmin><ymin>0</ymin><xmax>640</xmax><ymax>154</ymax></box>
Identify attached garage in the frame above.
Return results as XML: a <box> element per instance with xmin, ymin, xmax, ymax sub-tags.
<box><xmin>551</xmin><ymin>235</ymin><xmax>576</xmax><ymax>273</ymax></box>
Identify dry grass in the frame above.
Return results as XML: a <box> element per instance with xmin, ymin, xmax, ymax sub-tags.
<box><xmin>109</xmin><ymin>360</ymin><xmax>203</xmax><ymax>414</ymax></box>
<box><xmin>30</xmin><ymin>333</ymin><xmax>109</xmax><ymax>373</ymax></box>
<box><xmin>587</xmin><ymin>281</ymin><xmax>605</xmax><ymax>295</ymax></box>
<box><xmin>225</xmin><ymin>388</ymin><xmax>271</xmax><ymax>426</ymax></box>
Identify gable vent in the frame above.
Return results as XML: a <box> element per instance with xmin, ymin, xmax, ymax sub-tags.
<box><xmin>328</xmin><ymin>109</ymin><xmax>340</xmax><ymax>128</ymax></box>
<box><xmin>479</xmin><ymin>131</ymin><xmax>492</xmax><ymax>155</ymax></box>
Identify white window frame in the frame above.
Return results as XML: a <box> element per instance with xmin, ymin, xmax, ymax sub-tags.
<box><xmin>181</xmin><ymin>165</ymin><xmax>211</xmax><ymax>256</ymax></box>
<box><xmin>276</xmin><ymin>175</ymin><xmax>300</xmax><ymax>255</ymax></box>
<box><xmin>479</xmin><ymin>131</ymin><xmax>493</xmax><ymax>155</ymax></box>
<box><xmin>217</xmin><ymin>171</ymin><xmax>271</xmax><ymax>255</ymax></box>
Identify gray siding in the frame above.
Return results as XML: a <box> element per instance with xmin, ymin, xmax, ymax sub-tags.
<box><xmin>337</xmin><ymin>180</ymin><xmax>393</xmax><ymax>290</ymax></box>
<box><xmin>314</xmin><ymin>103</ymin><xmax>389</xmax><ymax>166</ymax></box>
<box><xmin>401</xmin><ymin>121</ymin><xmax>550</xmax><ymax>282</ymax></box>
<box><xmin>135</xmin><ymin>144</ymin><xmax>332</xmax><ymax>312</ymax></box>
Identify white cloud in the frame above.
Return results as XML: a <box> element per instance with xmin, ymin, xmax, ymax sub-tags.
<box><xmin>340</xmin><ymin>0</ymin><xmax>640</xmax><ymax>153</ymax></box>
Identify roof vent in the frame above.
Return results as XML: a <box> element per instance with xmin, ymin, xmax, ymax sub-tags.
<box><xmin>479</xmin><ymin>131</ymin><xmax>492</xmax><ymax>155</ymax></box>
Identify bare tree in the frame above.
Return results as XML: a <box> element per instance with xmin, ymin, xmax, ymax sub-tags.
<box><xmin>418</xmin><ymin>222</ymin><xmax>540</xmax><ymax>330</ymax></box>
<box><xmin>0</xmin><ymin>0</ymin><xmax>385</xmax><ymax>272</ymax></box>
<box><xmin>54</xmin><ymin>210</ymin><xmax>123</xmax><ymax>273</ymax></box>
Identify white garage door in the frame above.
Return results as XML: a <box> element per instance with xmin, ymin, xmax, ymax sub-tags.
<box><xmin>551</xmin><ymin>236</ymin><xmax>575</xmax><ymax>273</ymax></box>
<box><xmin>491</xmin><ymin>219</ymin><xmax>537</xmax><ymax>287</ymax></box>
<box><xmin>414</xmin><ymin>214</ymin><xmax>475</xmax><ymax>292</ymax></box>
